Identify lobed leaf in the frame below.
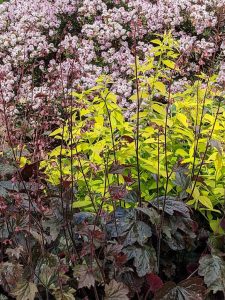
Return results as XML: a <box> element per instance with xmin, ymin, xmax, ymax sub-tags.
<box><xmin>105</xmin><ymin>280</ymin><xmax>129</xmax><ymax>300</ymax></box>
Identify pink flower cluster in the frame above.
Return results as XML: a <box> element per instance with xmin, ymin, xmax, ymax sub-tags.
<box><xmin>0</xmin><ymin>0</ymin><xmax>224</xmax><ymax>113</ymax></box>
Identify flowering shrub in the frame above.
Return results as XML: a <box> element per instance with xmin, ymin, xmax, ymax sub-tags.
<box><xmin>0</xmin><ymin>0</ymin><xmax>224</xmax><ymax>113</ymax></box>
<box><xmin>1</xmin><ymin>31</ymin><xmax>225</xmax><ymax>299</ymax></box>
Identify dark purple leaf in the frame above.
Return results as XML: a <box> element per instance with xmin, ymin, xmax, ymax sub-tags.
<box><xmin>123</xmin><ymin>221</ymin><xmax>152</xmax><ymax>246</ymax></box>
<box><xmin>123</xmin><ymin>245</ymin><xmax>156</xmax><ymax>277</ymax></box>
<box><xmin>124</xmin><ymin>221</ymin><xmax>152</xmax><ymax>246</ymax></box>
<box><xmin>154</xmin><ymin>277</ymin><xmax>205</xmax><ymax>300</ymax></box>
<box><xmin>174</xmin><ymin>170</ymin><xmax>190</xmax><ymax>190</ymax></box>
<box><xmin>123</xmin><ymin>190</ymin><xmax>137</xmax><ymax>203</ymax></box>
<box><xmin>73</xmin><ymin>212</ymin><xmax>96</xmax><ymax>224</ymax></box>
<box><xmin>163</xmin><ymin>216</ymin><xmax>196</xmax><ymax>250</ymax></box>
<box><xmin>122</xmin><ymin>135</ymin><xmax>134</xmax><ymax>143</ymax></box>
<box><xmin>20</xmin><ymin>161</ymin><xmax>40</xmax><ymax>181</ymax></box>
<box><xmin>122</xmin><ymin>173</ymin><xmax>135</xmax><ymax>185</ymax></box>
<box><xmin>109</xmin><ymin>163</ymin><xmax>131</xmax><ymax>174</ymax></box>
<box><xmin>109</xmin><ymin>184</ymin><xmax>128</xmax><ymax>200</ymax></box>
<box><xmin>220</xmin><ymin>218</ymin><xmax>225</xmax><ymax>230</ymax></box>
<box><xmin>146</xmin><ymin>273</ymin><xmax>163</xmax><ymax>294</ymax></box>
<box><xmin>150</xmin><ymin>196</ymin><xmax>190</xmax><ymax>218</ymax></box>
<box><xmin>0</xmin><ymin>163</ymin><xmax>16</xmax><ymax>179</ymax></box>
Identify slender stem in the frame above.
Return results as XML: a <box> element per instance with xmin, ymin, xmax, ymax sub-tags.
<box><xmin>73</xmin><ymin>142</ymin><xmax>97</xmax><ymax>213</ymax></box>
<box><xmin>93</xmin><ymin>285</ymin><xmax>100</xmax><ymax>300</ymax></box>
<box><xmin>156</xmin><ymin>128</ymin><xmax>160</xmax><ymax>211</ymax></box>
<box><xmin>102</xmin><ymin>92</ymin><xmax>120</xmax><ymax>186</ymax></box>
<box><xmin>58</xmin><ymin>57</ymin><xmax>73</xmax><ymax>255</ymax></box>
<box><xmin>189</xmin><ymin>99</ymin><xmax>221</xmax><ymax>199</ymax></box>
<box><xmin>133</xmin><ymin>22</ymin><xmax>142</xmax><ymax>207</ymax></box>
<box><xmin>186</xmin><ymin>267</ymin><xmax>199</xmax><ymax>279</ymax></box>
<box><xmin>156</xmin><ymin>74</ymin><xmax>173</xmax><ymax>273</ymax></box>
<box><xmin>190</xmin><ymin>79</ymin><xmax>210</xmax><ymax>183</ymax></box>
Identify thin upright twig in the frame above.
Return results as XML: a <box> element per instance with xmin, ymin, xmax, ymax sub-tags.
<box><xmin>132</xmin><ymin>20</ymin><xmax>142</xmax><ymax>207</ymax></box>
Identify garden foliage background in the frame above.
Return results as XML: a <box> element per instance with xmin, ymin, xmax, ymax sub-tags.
<box><xmin>0</xmin><ymin>0</ymin><xmax>225</xmax><ymax>299</ymax></box>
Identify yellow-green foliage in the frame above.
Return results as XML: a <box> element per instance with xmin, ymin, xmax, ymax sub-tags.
<box><xmin>41</xmin><ymin>33</ymin><xmax>225</xmax><ymax>232</ymax></box>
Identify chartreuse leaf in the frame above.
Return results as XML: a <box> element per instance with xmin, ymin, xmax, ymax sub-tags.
<box><xmin>192</xmin><ymin>187</ymin><xmax>200</xmax><ymax>199</ymax></box>
<box><xmin>154</xmin><ymin>81</ymin><xmax>166</xmax><ymax>95</ymax></box>
<box><xmin>151</xmin><ymin>39</ymin><xmax>162</xmax><ymax>45</ymax></box>
<box><xmin>152</xmin><ymin>103</ymin><xmax>166</xmax><ymax>115</ymax></box>
<box><xmin>162</xmin><ymin>59</ymin><xmax>175</xmax><ymax>69</ymax></box>
<box><xmin>43</xmin><ymin>40</ymin><xmax>225</xmax><ymax>233</ymax></box>
<box><xmin>176</xmin><ymin>113</ymin><xmax>188</xmax><ymax>128</ymax></box>
<box><xmin>49</xmin><ymin>128</ymin><xmax>63</xmax><ymax>137</ymax></box>
<box><xmin>72</xmin><ymin>196</ymin><xmax>92</xmax><ymax>209</ymax></box>
<box><xmin>186</xmin><ymin>186</ymin><xmax>200</xmax><ymax>208</ymax></box>
<box><xmin>175</xmin><ymin>149</ymin><xmax>189</xmax><ymax>157</ymax></box>
<box><xmin>198</xmin><ymin>195</ymin><xmax>213</xmax><ymax>210</ymax></box>
<box><xmin>19</xmin><ymin>156</ymin><xmax>28</xmax><ymax>168</ymax></box>
<box><xmin>209</xmin><ymin>219</ymin><xmax>225</xmax><ymax>234</ymax></box>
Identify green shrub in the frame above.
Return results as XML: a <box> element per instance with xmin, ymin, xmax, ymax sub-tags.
<box><xmin>42</xmin><ymin>33</ymin><xmax>225</xmax><ymax>233</ymax></box>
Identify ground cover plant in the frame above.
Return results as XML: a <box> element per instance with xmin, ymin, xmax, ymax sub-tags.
<box><xmin>0</xmin><ymin>1</ymin><xmax>225</xmax><ymax>300</ymax></box>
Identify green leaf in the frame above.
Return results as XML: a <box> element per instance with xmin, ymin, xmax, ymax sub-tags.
<box><xmin>105</xmin><ymin>280</ymin><xmax>129</xmax><ymax>300</ymax></box>
<box><xmin>198</xmin><ymin>195</ymin><xmax>213</xmax><ymax>210</ymax></box>
<box><xmin>198</xmin><ymin>254</ymin><xmax>225</xmax><ymax>294</ymax></box>
<box><xmin>154</xmin><ymin>82</ymin><xmax>166</xmax><ymax>95</ymax></box>
<box><xmin>210</xmin><ymin>219</ymin><xmax>225</xmax><ymax>234</ymax></box>
<box><xmin>49</xmin><ymin>128</ymin><xmax>63</xmax><ymax>137</ymax></box>
<box><xmin>72</xmin><ymin>198</ymin><xmax>92</xmax><ymax>208</ymax></box>
<box><xmin>162</xmin><ymin>59</ymin><xmax>176</xmax><ymax>69</ymax></box>
<box><xmin>152</xmin><ymin>103</ymin><xmax>166</xmax><ymax>115</ymax></box>
<box><xmin>191</xmin><ymin>187</ymin><xmax>200</xmax><ymax>200</ymax></box>
<box><xmin>151</xmin><ymin>39</ymin><xmax>162</xmax><ymax>45</ymax></box>
<box><xmin>176</xmin><ymin>113</ymin><xmax>188</xmax><ymax>128</ymax></box>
